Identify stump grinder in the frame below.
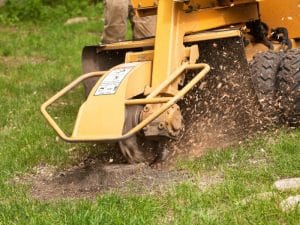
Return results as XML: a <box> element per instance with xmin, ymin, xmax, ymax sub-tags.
<box><xmin>41</xmin><ymin>0</ymin><xmax>300</xmax><ymax>163</ymax></box>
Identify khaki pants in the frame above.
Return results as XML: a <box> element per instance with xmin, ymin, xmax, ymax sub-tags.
<box><xmin>102</xmin><ymin>0</ymin><xmax>156</xmax><ymax>44</ymax></box>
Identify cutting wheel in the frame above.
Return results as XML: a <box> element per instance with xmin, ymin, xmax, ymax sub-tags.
<box><xmin>118</xmin><ymin>105</ymin><xmax>160</xmax><ymax>164</ymax></box>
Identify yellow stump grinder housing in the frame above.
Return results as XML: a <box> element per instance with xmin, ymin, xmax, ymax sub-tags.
<box><xmin>41</xmin><ymin>0</ymin><xmax>300</xmax><ymax>163</ymax></box>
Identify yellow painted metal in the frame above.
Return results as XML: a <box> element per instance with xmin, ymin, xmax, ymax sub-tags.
<box><xmin>125</xmin><ymin>97</ymin><xmax>172</xmax><ymax>105</ymax></box>
<box><xmin>131</xmin><ymin>0</ymin><xmax>158</xmax><ymax>16</ymax></box>
<box><xmin>291</xmin><ymin>39</ymin><xmax>300</xmax><ymax>48</ymax></box>
<box><xmin>182</xmin><ymin>0</ymin><xmax>219</xmax><ymax>9</ymax></box>
<box><xmin>100</xmin><ymin>29</ymin><xmax>241</xmax><ymax>51</ymax></box>
<box><xmin>99</xmin><ymin>38</ymin><xmax>154</xmax><ymax>51</ymax></box>
<box><xmin>41</xmin><ymin>71</ymin><xmax>106</xmax><ymax>142</ymax></box>
<box><xmin>125</xmin><ymin>50</ymin><xmax>154</xmax><ymax>63</ymax></box>
<box><xmin>151</xmin><ymin>0</ymin><xmax>183</xmax><ymax>87</ymax></box>
<box><xmin>72</xmin><ymin>62</ymin><xmax>152</xmax><ymax>140</ymax></box>
<box><xmin>182</xmin><ymin>0</ymin><xmax>258</xmax><ymax>10</ymax></box>
<box><xmin>41</xmin><ymin>63</ymin><xmax>210</xmax><ymax>142</ymax></box>
<box><xmin>132</xmin><ymin>0</ymin><xmax>258</xmax><ymax>11</ymax></box>
<box><xmin>183</xmin><ymin>29</ymin><xmax>241</xmax><ymax>43</ymax></box>
<box><xmin>185</xmin><ymin>45</ymin><xmax>199</xmax><ymax>64</ymax></box>
<box><xmin>131</xmin><ymin>0</ymin><xmax>157</xmax><ymax>8</ymax></box>
<box><xmin>151</xmin><ymin>0</ymin><xmax>258</xmax><ymax>87</ymax></box>
<box><xmin>180</xmin><ymin>4</ymin><xmax>258</xmax><ymax>34</ymax></box>
<box><xmin>260</xmin><ymin>0</ymin><xmax>300</xmax><ymax>39</ymax></box>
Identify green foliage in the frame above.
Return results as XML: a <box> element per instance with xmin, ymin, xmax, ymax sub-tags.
<box><xmin>0</xmin><ymin>0</ymin><xmax>103</xmax><ymax>23</ymax></box>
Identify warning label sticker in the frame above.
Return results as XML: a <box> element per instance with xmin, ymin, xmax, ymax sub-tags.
<box><xmin>94</xmin><ymin>66</ymin><xmax>134</xmax><ymax>96</ymax></box>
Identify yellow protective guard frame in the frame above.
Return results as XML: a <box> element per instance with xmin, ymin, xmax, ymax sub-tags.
<box><xmin>41</xmin><ymin>63</ymin><xmax>210</xmax><ymax>142</ymax></box>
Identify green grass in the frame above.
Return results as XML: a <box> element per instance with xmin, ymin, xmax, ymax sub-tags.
<box><xmin>174</xmin><ymin>131</ymin><xmax>300</xmax><ymax>224</ymax></box>
<box><xmin>0</xmin><ymin>7</ymin><xmax>299</xmax><ymax>225</ymax></box>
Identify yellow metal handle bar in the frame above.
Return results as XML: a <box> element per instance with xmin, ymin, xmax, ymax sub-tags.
<box><xmin>41</xmin><ymin>71</ymin><xmax>107</xmax><ymax>141</ymax></box>
<box><xmin>41</xmin><ymin>64</ymin><xmax>210</xmax><ymax>142</ymax></box>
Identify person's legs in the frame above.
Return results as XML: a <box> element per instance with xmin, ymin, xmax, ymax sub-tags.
<box><xmin>128</xmin><ymin>2</ymin><xmax>156</xmax><ymax>39</ymax></box>
<box><xmin>102</xmin><ymin>0</ymin><xmax>128</xmax><ymax>44</ymax></box>
<box><xmin>132</xmin><ymin>15</ymin><xmax>157</xmax><ymax>39</ymax></box>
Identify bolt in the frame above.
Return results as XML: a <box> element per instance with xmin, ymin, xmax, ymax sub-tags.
<box><xmin>158</xmin><ymin>122</ymin><xmax>165</xmax><ymax>130</ymax></box>
<box><xmin>143</xmin><ymin>106</ymin><xmax>150</xmax><ymax>112</ymax></box>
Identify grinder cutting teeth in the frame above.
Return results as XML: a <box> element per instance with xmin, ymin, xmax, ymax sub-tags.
<box><xmin>119</xmin><ymin>103</ymin><xmax>183</xmax><ymax>164</ymax></box>
<box><xmin>41</xmin><ymin>0</ymin><xmax>300</xmax><ymax>164</ymax></box>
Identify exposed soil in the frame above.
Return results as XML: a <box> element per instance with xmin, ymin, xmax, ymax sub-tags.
<box><xmin>12</xmin><ymin>163</ymin><xmax>194</xmax><ymax>200</ymax></box>
<box><xmin>13</xmin><ymin>159</ymin><xmax>224</xmax><ymax>200</ymax></box>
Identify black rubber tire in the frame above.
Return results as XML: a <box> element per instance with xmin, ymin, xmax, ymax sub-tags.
<box><xmin>250</xmin><ymin>51</ymin><xmax>283</xmax><ymax>121</ymax></box>
<box><xmin>277</xmin><ymin>48</ymin><xmax>300</xmax><ymax>126</ymax></box>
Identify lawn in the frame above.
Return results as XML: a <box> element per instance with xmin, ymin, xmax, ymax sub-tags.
<box><xmin>0</xmin><ymin>4</ymin><xmax>299</xmax><ymax>225</ymax></box>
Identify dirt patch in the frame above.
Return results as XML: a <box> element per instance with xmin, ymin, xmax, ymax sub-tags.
<box><xmin>13</xmin><ymin>159</ymin><xmax>225</xmax><ymax>200</ymax></box>
<box><xmin>15</xmin><ymin>161</ymin><xmax>194</xmax><ymax>200</ymax></box>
